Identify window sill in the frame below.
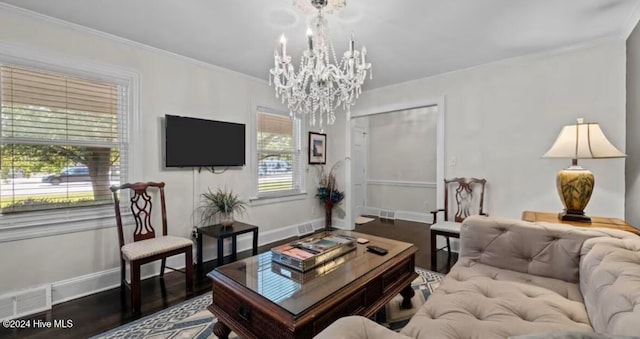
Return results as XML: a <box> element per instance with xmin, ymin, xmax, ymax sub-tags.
<box><xmin>0</xmin><ymin>206</ymin><xmax>131</xmax><ymax>243</ymax></box>
<box><xmin>250</xmin><ymin>192</ymin><xmax>307</xmax><ymax>206</ymax></box>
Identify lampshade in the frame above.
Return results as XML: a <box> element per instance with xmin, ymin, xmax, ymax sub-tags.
<box><xmin>543</xmin><ymin>122</ymin><xmax>626</xmax><ymax>159</ymax></box>
<box><xmin>542</xmin><ymin>119</ymin><xmax>625</xmax><ymax>223</ymax></box>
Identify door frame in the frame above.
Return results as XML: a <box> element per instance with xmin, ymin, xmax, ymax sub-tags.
<box><xmin>344</xmin><ymin>97</ymin><xmax>446</xmax><ymax>229</ymax></box>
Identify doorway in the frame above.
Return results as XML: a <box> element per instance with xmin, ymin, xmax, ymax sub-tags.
<box><xmin>346</xmin><ymin>98</ymin><xmax>445</xmax><ymax>228</ymax></box>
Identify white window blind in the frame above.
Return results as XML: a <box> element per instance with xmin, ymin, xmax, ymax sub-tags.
<box><xmin>256</xmin><ymin>109</ymin><xmax>302</xmax><ymax>196</ymax></box>
<box><xmin>0</xmin><ymin>64</ymin><xmax>127</xmax><ymax>214</ymax></box>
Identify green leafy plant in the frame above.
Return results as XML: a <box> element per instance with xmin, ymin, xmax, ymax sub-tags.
<box><xmin>197</xmin><ymin>188</ymin><xmax>247</xmax><ymax>226</ymax></box>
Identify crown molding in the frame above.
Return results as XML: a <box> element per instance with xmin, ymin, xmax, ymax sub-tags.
<box><xmin>0</xmin><ymin>3</ymin><xmax>268</xmax><ymax>85</ymax></box>
<box><xmin>363</xmin><ymin>36</ymin><xmax>624</xmax><ymax>95</ymax></box>
<box><xmin>620</xmin><ymin>1</ymin><xmax>640</xmax><ymax>40</ymax></box>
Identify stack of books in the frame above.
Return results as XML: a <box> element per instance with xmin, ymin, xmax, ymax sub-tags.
<box><xmin>271</xmin><ymin>232</ymin><xmax>357</xmax><ymax>272</ymax></box>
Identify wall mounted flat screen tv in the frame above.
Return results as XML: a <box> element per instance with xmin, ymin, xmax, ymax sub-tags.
<box><xmin>165</xmin><ymin>114</ymin><xmax>245</xmax><ymax>167</ymax></box>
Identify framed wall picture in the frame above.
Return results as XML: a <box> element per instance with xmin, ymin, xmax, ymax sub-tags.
<box><xmin>309</xmin><ymin>132</ymin><xmax>327</xmax><ymax>164</ymax></box>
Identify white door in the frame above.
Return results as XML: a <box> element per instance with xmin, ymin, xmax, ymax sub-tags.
<box><xmin>352</xmin><ymin>127</ymin><xmax>367</xmax><ymax>218</ymax></box>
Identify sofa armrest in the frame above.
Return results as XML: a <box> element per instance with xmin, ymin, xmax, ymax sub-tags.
<box><xmin>313</xmin><ymin>316</ymin><xmax>412</xmax><ymax>339</ymax></box>
<box><xmin>459</xmin><ymin>215</ymin><xmax>621</xmax><ymax>283</ymax></box>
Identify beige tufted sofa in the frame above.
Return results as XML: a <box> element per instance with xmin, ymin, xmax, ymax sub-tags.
<box><xmin>315</xmin><ymin>216</ymin><xmax>640</xmax><ymax>339</ymax></box>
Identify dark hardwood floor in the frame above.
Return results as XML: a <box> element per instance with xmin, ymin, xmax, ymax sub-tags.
<box><xmin>0</xmin><ymin>217</ymin><xmax>457</xmax><ymax>339</ymax></box>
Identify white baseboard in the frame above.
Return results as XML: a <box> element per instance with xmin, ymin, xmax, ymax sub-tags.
<box><xmin>50</xmin><ymin>218</ymin><xmax>318</xmax><ymax>306</ymax></box>
<box><xmin>362</xmin><ymin>206</ymin><xmax>431</xmax><ymax>223</ymax></box>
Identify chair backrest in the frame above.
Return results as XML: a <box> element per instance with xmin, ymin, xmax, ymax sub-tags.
<box><xmin>443</xmin><ymin>177</ymin><xmax>486</xmax><ymax>222</ymax></box>
<box><xmin>110</xmin><ymin>182</ymin><xmax>168</xmax><ymax>249</ymax></box>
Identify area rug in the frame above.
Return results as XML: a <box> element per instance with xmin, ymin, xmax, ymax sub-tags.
<box><xmin>92</xmin><ymin>267</ymin><xmax>444</xmax><ymax>339</ymax></box>
<box><xmin>355</xmin><ymin>216</ymin><xmax>376</xmax><ymax>224</ymax></box>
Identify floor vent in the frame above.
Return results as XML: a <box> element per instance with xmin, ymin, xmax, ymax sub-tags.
<box><xmin>297</xmin><ymin>223</ymin><xmax>314</xmax><ymax>237</ymax></box>
<box><xmin>0</xmin><ymin>285</ymin><xmax>51</xmax><ymax>321</ymax></box>
<box><xmin>379</xmin><ymin>209</ymin><xmax>396</xmax><ymax>220</ymax></box>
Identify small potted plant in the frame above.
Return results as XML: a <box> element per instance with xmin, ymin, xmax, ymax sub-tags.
<box><xmin>198</xmin><ymin>188</ymin><xmax>247</xmax><ymax>227</ymax></box>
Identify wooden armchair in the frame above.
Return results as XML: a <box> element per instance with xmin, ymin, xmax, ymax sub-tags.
<box><xmin>110</xmin><ymin>182</ymin><xmax>193</xmax><ymax>314</ymax></box>
<box><xmin>430</xmin><ymin>177</ymin><xmax>487</xmax><ymax>271</ymax></box>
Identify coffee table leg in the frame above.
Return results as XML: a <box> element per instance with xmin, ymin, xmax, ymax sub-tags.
<box><xmin>400</xmin><ymin>285</ymin><xmax>415</xmax><ymax>309</ymax></box>
<box><xmin>213</xmin><ymin>320</ymin><xmax>231</xmax><ymax>339</ymax></box>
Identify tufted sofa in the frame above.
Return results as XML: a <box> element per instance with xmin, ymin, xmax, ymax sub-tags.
<box><xmin>315</xmin><ymin>216</ymin><xmax>640</xmax><ymax>339</ymax></box>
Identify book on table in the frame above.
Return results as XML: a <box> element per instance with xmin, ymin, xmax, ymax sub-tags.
<box><xmin>271</xmin><ymin>232</ymin><xmax>356</xmax><ymax>272</ymax></box>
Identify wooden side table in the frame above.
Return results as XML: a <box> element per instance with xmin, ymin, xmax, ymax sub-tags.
<box><xmin>522</xmin><ymin>211</ymin><xmax>640</xmax><ymax>236</ymax></box>
<box><xmin>197</xmin><ymin>221</ymin><xmax>259</xmax><ymax>273</ymax></box>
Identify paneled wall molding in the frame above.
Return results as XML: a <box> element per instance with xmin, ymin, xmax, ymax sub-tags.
<box><xmin>366</xmin><ymin>179</ymin><xmax>437</xmax><ymax>188</ymax></box>
<box><xmin>47</xmin><ymin>217</ymin><xmax>323</xmax><ymax>306</ymax></box>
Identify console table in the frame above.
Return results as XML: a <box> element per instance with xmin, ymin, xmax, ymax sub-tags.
<box><xmin>522</xmin><ymin>210</ymin><xmax>640</xmax><ymax>236</ymax></box>
<box><xmin>197</xmin><ymin>221</ymin><xmax>258</xmax><ymax>273</ymax></box>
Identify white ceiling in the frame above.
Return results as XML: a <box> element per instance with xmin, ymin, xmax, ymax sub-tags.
<box><xmin>2</xmin><ymin>0</ymin><xmax>639</xmax><ymax>90</ymax></box>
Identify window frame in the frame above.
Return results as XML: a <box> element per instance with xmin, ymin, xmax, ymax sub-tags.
<box><xmin>251</xmin><ymin>106</ymin><xmax>305</xmax><ymax>205</ymax></box>
<box><xmin>0</xmin><ymin>43</ymin><xmax>140</xmax><ymax>243</ymax></box>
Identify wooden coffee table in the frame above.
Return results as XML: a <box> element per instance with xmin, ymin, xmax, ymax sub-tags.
<box><xmin>207</xmin><ymin>231</ymin><xmax>418</xmax><ymax>339</ymax></box>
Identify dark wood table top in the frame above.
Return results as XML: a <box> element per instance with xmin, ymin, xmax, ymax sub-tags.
<box><xmin>522</xmin><ymin>210</ymin><xmax>640</xmax><ymax>236</ymax></box>
<box><xmin>208</xmin><ymin>231</ymin><xmax>415</xmax><ymax>316</ymax></box>
<box><xmin>197</xmin><ymin>221</ymin><xmax>258</xmax><ymax>238</ymax></box>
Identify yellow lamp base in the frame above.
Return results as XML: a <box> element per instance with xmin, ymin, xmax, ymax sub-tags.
<box><xmin>556</xmin><ymin>165</ymin><xmax>594</xmax><ymax>223</ymax></box>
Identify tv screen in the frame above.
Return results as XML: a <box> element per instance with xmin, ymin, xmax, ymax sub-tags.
<box><xmin>165</xmin><ymin>115</ymin><xmax>245</xmax><ymax>167</ymax></box>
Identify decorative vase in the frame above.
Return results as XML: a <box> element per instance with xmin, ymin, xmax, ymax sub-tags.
<box><xmin>220</xmin><ymin>212</ymin><xmax>234</xmax><ymax>227</ymax></box>
<box><xmin>324</xmin><ymin>201</ymin><xmax>333</xmax><ymax>231</ymax></box>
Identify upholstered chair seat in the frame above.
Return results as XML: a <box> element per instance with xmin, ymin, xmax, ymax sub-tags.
<box><xmin>121</xmin><ymin>235</ymin><xmax>193</xmax><ymax>261</ymax></box>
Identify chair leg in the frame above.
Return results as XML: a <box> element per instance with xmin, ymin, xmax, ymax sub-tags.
<box><xmin>120</xmin><ymin>259</ymin><xmax>126</xmax><ymax>290</ymax></box>
<box><xmin>131</xmin><ymin>261</ymin><xmax>141</xmax><ymax>314</ymax></box>
<box><xmin>446</xmin><ymin>236</ymin><xmax>452</xmax><ymax>268</ymax></box>
<box><xmin>160</xmin><ymin>258</ymin><xmax>166</xmax><ymax>277</ymax></box>
<box><xmin>185</xmin><ymin>247</ymin><xmax>193</xmax><ymax>294</ymax></box>
<box><xmin>430</xmin><ymin>230</ymin><xmax>438</xmax><ymax>272</ymax></box>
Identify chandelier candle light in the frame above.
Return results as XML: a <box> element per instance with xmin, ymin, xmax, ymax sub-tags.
<box><xmin>269</xmin><ymin>0</ymin><xmax>372</xmax><ymax>128</ymax></box>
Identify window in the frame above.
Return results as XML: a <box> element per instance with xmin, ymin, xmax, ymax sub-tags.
<box><xmin>0</xmin><ymin>64</ymin><xmax>127</xmax><ymax>214</ymax></box>
<box><xmin>255</xmin><ymin>108</ymin><xmax>303</xmax><ymax>198</ymax></box>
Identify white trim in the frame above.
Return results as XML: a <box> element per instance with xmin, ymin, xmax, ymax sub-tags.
<box><xmin>252</xmin><ymin>105</ymin><xmax>306</xmax><ymax>200</ymax></box>
<box><xmin>362</xmin><ymin>206</ymin><xmax>431</xmax><ymax>224</ymax></box>
<box><xmin>0</xmin><ymin>42</ymin><xmax>141</xmax><ymax>241</ymax></box>
<box><xmin>0</xmin><ymin>3</ymin><xmax>268</xmax><ymax>86</ymax></box>
<box><xmin>249</xmin><ymin>192</ymin><xmax>307</xmax><ymax>206</ymax></box>
<box><xmin>349</xmin><ymin>96</ymin><xmax>446</xmax><ymax>215</ymax></box>
<box><xmin>0</xmin><ymin>208</ymin><xmax>133</xmax><ymax>243</ymax></box>
<box><xmin>366</xmin><ymin>179</ymin><xmax>437</xmax><ymax>188</ymax></box>
<box><xmin>363</xmin><ymin>38</ymin><xmax>624</xmax><ymax>95</ymax></box>
<box><xmin>47</xmin><ymin>218</ymin><xmax>322</xmax><ymax>305</ymax></box>
<box><xmin>620</xmin><ymin>1</ymin><xmax>640</xmax><ymax>40</ymax></box>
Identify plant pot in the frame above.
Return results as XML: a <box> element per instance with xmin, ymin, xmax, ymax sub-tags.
<box><xmin>220</xmin><ymin>212</ymin><xmax>234</xmax><ymax>227</ymax></box>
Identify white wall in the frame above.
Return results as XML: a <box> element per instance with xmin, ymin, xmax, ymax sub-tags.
<box><xmin>353</xmin><ymin>40</ymin><xmax>627</xmax><ymax>220</ymax></box>
<box><xmin>364</xmin><ymin>107</ymin><xmax>438</xmax><ymax>214</ymax></box>
<box><xmin>0</xmin><ymin>7</ymin><xmax>327</xmax><ymax>297</ymax></box>
<box><xmin>626</xmin><ymin>22</ymin><xmax>640</xmax><ymax>228</ymax></box>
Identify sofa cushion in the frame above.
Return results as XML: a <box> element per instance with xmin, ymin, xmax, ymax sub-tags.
<box><xmin>460</xmin><ymin>216</ymin><xmax>634</xmax><ymax>283</ymax></box>
<box><xmin>580</xmin><ymin>236</ymin><xmax>640</xmax><ymax>336</ymax></box>
<box><xmin>401</xmin><ymin>259</ymin><xmax>593</xmax><ymax>339</ymax></box>
<box><xmin>314</xmin><ymin>316</ymin><xmax>410</xmax><ymax>339</ymax></box>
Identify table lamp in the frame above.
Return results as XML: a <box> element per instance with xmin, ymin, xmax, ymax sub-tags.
<box><xmin>542</xmin><ymin>118</ymin><xmax>625</xmax><ymax>222</ymax></box>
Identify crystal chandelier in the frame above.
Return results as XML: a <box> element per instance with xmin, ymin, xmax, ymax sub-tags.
<box><xmin>269</xmin><ymin>0</ymin><xmax>372</xmax><ymax>127</ymax></box>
